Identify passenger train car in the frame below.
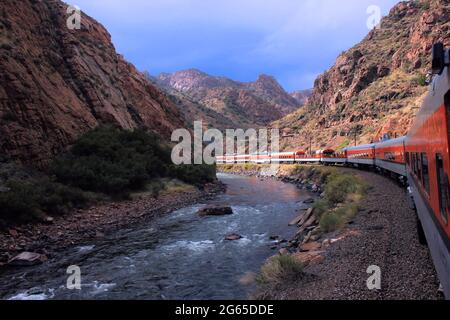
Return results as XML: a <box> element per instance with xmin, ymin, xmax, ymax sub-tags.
<box><xmin>216</xmin><ymin>43</ymin><xmax>450</xmax><ymax>298</ymax></box>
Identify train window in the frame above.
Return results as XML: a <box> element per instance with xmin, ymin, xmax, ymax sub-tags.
<box><xmin>412</xmin><ymin>153</ymin><xmax>417</xmax><ymax>175</ymax></box>
<box><xmin>416</xmin><ymin>153</ymin><xmax>422</xmax><ymax>181</ymax></box>
<box><xmin>421</xmin><ymin>153</ymin><xmax>430</xmax><ymax>194</ymax></box>
<box><xmin>436</xmin><ymin>154</ymin><xmax>449</xmax><ymax>225</ymax></box>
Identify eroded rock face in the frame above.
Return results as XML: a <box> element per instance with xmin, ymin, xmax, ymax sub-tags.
<box><xmin>0</xmin><ymin>0</ymin><xmax>184</xmax><ymax>167</ymax></box>
<box><xmin>275</xmin><ymin>0</ymin><xmax>449</xmax><ymax>150</ymax></box>
<box><xmin>155</xmin><ymin>70</ymin><xmax>300</xmax><ymax>128</ymax></box>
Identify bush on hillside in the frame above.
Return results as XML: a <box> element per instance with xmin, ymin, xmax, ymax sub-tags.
<box><xmin>0</xmin><ymin>177</ymin><xmax>90</xmax><ymax>223</ymax></box>
<box><xmin>52</xmin><ymin>126</ymin><xmax>216</xmax><ymax>196</ymax></box>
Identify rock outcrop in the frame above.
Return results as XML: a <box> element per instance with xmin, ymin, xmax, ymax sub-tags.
<box><xmin>154</xmin><ymin>69</ymin><xmax>301</xmax><ymax>129</ymax></box>
<box><xmin>274</xmin><ymin>0</ymin><xmax>449</xmax><ymax>151</ymax></box>
<box><xmin>290</xmin><ymin>89</ymin><xmax>312</xmax><ymax>106</ymax></box>
<box><xmin>0</xmin><ymin>0</ymin><xmax>184</xmax><ymax>167</ymax></box>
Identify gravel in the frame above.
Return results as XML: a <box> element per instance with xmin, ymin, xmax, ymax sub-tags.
<box><xmin>263</xmin><ymin>167</ymin><xmax>443</xmax><ymax>300</ymax></box>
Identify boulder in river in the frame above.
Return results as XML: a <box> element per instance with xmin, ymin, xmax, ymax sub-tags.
<box><xmin>198</xmin><ymin>206</ymin><xmax>233</xmax><ymax>217</ymax></box>
<box><xmin>225</xmin><ymin>233</ymin><xmax>242</xmax><ymax>241</ymax></box>
<box><xmin>8</xmin><ymin>252</ymin><xmax>48</xmax><ymax>266</ymax></box>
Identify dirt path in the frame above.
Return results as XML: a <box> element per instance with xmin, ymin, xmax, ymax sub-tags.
<box><xmin>266</xmin><ymin>167</ymin><xmax>442</xmax><ymax>300</ymax></box>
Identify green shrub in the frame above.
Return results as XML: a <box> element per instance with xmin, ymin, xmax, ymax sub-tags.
<box><xmin>257</xmin><ymin>255</ymin><xmax>304</xmax><ymax>285</ymax></box>
<box><xmin>325</xmin><ymin>173</ymin><xmax>361</xmax><ymax>204</ymax></box>
<box><xmin>313</xmin><ymin>199</ymin><xmax>330</xmax><ymax>218</ymax></box>
<box><xmin>0</xmin><ymin>178</ymin><xmax>91</xmax><ymax>223</ymax></box>
<box><xmin>416</xmin><ymin>74</ymin><xmax>427</xmax><ymax>86</ymax></box>
<box><xmin>52</xmin><ymin>126</ymin><xmax>216</xmax><ymax>197</ymax></box>
<box><xmin>171</xmin><ymin>164</ymin><xmax>216</xmax><ymax>187</ymax></box>
<box><xmin>320</xmin><ymin>211</ymin><xmax>344</xmax><ymax>233</ymax></box>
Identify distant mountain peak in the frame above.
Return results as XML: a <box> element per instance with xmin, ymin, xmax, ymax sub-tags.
<box><xmin>154</xmin><ymin>69</ymin><xmax>303</xmax><ymax>128</ymax></box>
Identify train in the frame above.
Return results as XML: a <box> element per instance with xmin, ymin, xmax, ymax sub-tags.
<box><xmin>217</xmin><ymin>43</ymin><xmax>450</xmax><ymax>298</ymax></box>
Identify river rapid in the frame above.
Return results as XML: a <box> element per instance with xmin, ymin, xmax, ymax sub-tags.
<box><xmin>0</xmin><ymin>173</ymin><xmax>309</xmax><ymax>300</ymax></box>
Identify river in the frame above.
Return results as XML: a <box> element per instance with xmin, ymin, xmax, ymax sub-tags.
<box><xmin>0</xmin><ymin>173</ymin><xmax>309</xmax><ymax>300</ymax></box>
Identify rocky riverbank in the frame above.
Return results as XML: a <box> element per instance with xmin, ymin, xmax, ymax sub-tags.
<box><xmin>0</xmin><ymin>182</ymin><xmax>225</xmax><ymax>269</ymax></box>
<box><xmin>219</xmin><ymin>164</ymin><xmax>442</xmax><ymax>300</ymax></box>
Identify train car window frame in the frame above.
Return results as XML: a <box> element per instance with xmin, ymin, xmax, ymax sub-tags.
<box><xmin>436</xmin><ymin>154</ymin><xmax>449</xmax><ymax>225</ymax></box>
<box><xmin>416</xmin><ymin>153</ymin><xmax>422</xmax><ymax>181</ymax></box>
<box><xmin>421</xmin><ymin>153</ymin><xmax>430</xmax><ymax>195</ymax></box>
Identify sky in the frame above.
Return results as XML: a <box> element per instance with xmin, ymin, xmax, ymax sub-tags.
<box><xmin>72</xmin><ymin>0</ymin><xmax>399</xmax><ymax>92</ymax></box>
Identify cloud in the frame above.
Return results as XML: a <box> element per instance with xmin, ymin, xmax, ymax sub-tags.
<box><xmin>70</xmin><ymin>0</ymin><xmax>399</xmax><ymax>91</ymax></box>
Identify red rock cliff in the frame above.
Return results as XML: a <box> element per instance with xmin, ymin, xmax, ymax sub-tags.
<box><xmin>0</xmin><ymin>0</ymin><xmax>184</xmax><ymax>166</ymax></box>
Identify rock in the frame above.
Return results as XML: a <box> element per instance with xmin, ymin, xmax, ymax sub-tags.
<box><xmin>300</xmin><ymin>241</ymin><xmax>322</xmax><ymax>252</ymax></box>
<box><xmin>297</xmin><ymin>208</ymin><xmax>314</xmax><ymax>228</ymax></box>
<box><xmin>312</xmin><ymin>184</ymin><xmax>319</xmax><ymax>192</ymax></box>
<box><xmin>289</xmin><ymin>213</ymin><xmax>305</xmax><ymax>226</ymax></box>
<box><xmin>302</xmin><ymin>231</ymin><xmax>313</xmax><ymax>244</ymax></box>
<box><xmin>8</xmin><ymin>229</ymin><xmax>19</xmax><ymax>237</ymax></box>
<box><xmin>8</xmin><ymin>252</ymin><xmax>48</xmax><ymax>266</ymax></box>
<box><xmin>198</xmin><ymin>206</ymin><xmax>233</xmax><ymax>217</ymax></box>
<box><xmin>43</xmin><ymin>216</ymin><xmax>54</xmax><ymax>224</ymax></box>
<box><xmin>0</xmin><ymin>0</ymin><xmax>185</xmax><ymax>166</ymax></box>
<box><xmin>279</xmin><ymin>248</ymin><xmax>289</xmax><ymax>256</ymax></box>
<box><xmin>269</xmin><ymin>235</ymin><xmax>280</xmax><ymax>241</ymax></box>
<box><xmin>95</xmin><ymin>231</ymin><xmax>105</xmax><ymax>238</ymax></box>
<box><xmin>225</xmin><ymin>233</ymin><xmax>242</xmax><ymax>241</ymax></box>
<box><xmin>298</xmin><ymin>215</ymin><xmax>318</xmax><ymax>235</ymax></box>
<box><xmin>322</xmin><ymin>239</ymin><xmax>331</xmax><ymax>248</ymax></box>
<box><xmin>303</xmin><ymin>198</ymin><xmax>314</xmax><ymax>204</ymax></box>
<box><xmin>320</xmin><ymin>192</ymin><xmax>326</xmax><ymax>198</ymax></box>
<box><xmin>292</xmin><ymin>251</ymin><xmax>325</xmax><ymax>266</ymax></box>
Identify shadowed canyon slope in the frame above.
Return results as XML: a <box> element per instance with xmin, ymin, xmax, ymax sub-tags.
<box><xmin>274</xmin><ymin>0</ymin><xmax>449</xmax><ymax>151</ymax></box>
<box><xmin>0</xmin><ymin>0</ymin><xmax>184</xmax><ymax>166</ymax></box>
<box><xmin>153</xmin><ymin>69</ymin><xmax>303</xmax><ymax>129</ymax></box>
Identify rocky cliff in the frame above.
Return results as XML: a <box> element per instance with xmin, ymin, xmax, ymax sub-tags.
<box><xmin>290</xmin><ymin>89</ymin><xmax>312</xmax><ymax>106</ymax></box>
<box><xmin>155</xmin><ymin>69</ymin><xmax>300</xmax><ymax>129</ymax></box>
<box><xmin>275</xmin><ymin>0</ymin><xmax>449</xmax><ymax>151</ymax></box>
<box><xmin>0</xmin><ymin>0</ymin><xmax>184</xmax><ymax>166</ymax></box>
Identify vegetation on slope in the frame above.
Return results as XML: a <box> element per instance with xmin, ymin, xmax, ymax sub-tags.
<box><xmin>274</xmin><ymin>0</ymin><xmax>449</xmax><ymax>151</ymax></box>
<box><xmin>0</xmin><ymin>126</ymin><xmax>216</xmax><ymax>225</ymax></box>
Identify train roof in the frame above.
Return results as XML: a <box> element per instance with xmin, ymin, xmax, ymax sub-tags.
<box><xmin>344</xmin><ymin>143</ymin><xmax>376</xmax><ymax>151</ymax></box>
<box><xmin>376</xmin><ymin>136</ymin><xmax>406</xmax><ymax>148</ymax></box>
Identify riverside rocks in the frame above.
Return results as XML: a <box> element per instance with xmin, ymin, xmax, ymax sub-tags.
<box><xmin>0</xmin><ymin>182</ymin><xmax>225</xmax><ymax>267</ymax></box>
<box><xmin>288</xmin><ymin>213</ymin><xmax>305</xmax><ymax>226</ymax></box>
<box><xmin>292</xmin><ymin>251</ymin><xmax>325</xmax><ymax>266</ymax></box>
<box><xmin>8</xmin><ymin>252</ymin><xmax>48</xmax><ymax>266</ymax></box>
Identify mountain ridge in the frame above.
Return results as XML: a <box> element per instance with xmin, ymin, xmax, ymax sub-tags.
<box><xmin>274</xmin><ymin>0</ymin><xmax>449</xmax><ymax>151</ymax></box>
<box><xmin>0</xmin><ymin>0</ymin><xmax>185</xmax><ymax>166</ymax></box>
<box><xmin>154</xmin><ymin>69</ymin><xmax>303</xmax><ymax>129</ymax></box>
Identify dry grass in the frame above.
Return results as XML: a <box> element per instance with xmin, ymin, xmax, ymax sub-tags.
<box><xmin>256</xmin><ymin>255</ymin><xmax>304</xmax><ymax>286</ymax></box>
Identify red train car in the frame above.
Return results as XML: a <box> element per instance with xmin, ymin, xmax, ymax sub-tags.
<box><xmin>375</xmin><ymin>136</ymin><xmax>407</xmax><ymax>176</ymax></box>
<box><xmin>344</xmin><ymin>143</ymin><xmax>376</xmax><ymax>166</ymax></box>
<box><xmin>405</xmin><ymin>43</ymin><xmax>450</xmax><ymax>298</ymax></box>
